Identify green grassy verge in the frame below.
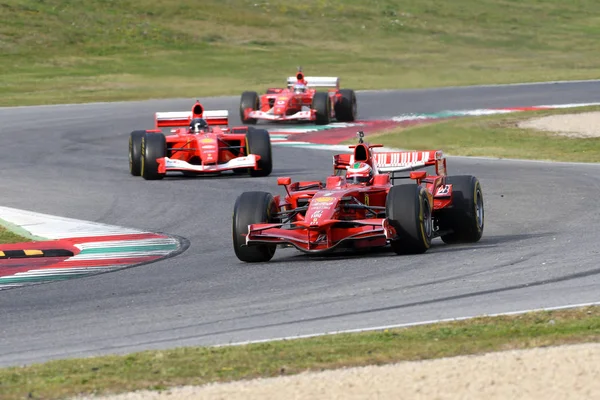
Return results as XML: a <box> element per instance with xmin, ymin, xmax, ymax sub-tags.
<box><xmin>368</xmin><ymin>106</ymin><xmax>600</xmax><ymax>162</ymax></box>
<box><xmin>0</xmin><ymin>226</ymin><xmax>31</xmax><ymax>244</ymax></box>
<box><xmin>2</xmin><ymin>0</ymin><xmax>600</xmax><ymax>106</ymax></box>
<box><xmin>2</xmin><ymin>306</ymin><xmax>599</xmax><ymax>400</ymax></box>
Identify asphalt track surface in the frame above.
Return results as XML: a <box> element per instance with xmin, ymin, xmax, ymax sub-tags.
<box><xmin>1</xmin><ymin>81</ymin><xmax>600</xmax><ymax>367</ymax></box>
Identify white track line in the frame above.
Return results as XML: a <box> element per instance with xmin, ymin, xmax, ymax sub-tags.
<box><xmin>214</xmin><ymin>301</ymin><xmax>600</xmax><ymax>348</ymax></box>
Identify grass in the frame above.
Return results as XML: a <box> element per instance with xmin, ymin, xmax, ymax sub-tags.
<box><xmin>0</xmin><ymin>226</ymin><xmax>31</xmax><ymax>244</ymax></box>
<box><xmin>1</xmin><ymin>306</ymin><xmax>599</xmax><ymax>399</ymax></box>
<box><xmin>2</xmin><ymin>0</ymin><xmax>600</xmax><ymax>106</ymax></box>
<box><xmin>366</xmin><ymin>106</ymin><xmax>600</xmax><ymax>162</ymax></box>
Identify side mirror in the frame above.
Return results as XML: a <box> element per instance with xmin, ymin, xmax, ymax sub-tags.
<box><xmin>277</xmin><ymin>177</ymin><xmax>292</xmax><ymax>186</ymax></box>
<box><xmin>410</xmin><ymin>171</ymin><xmax>427</xmax><ymax>181</ymax></box>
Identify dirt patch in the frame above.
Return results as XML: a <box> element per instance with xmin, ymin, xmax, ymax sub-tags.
<box><xmin>80</xmin><ymin>342</ymin><xmax>600</xmax><ymax>400</ymax></box>
<box><xmin>518</xmin><ymin>111</ymin><xmax>600</xmax><ymax>138</ymax></box>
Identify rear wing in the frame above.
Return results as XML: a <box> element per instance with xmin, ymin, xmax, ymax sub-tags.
<box><xmin>154</xmin><ymin>101</ymin><xmax>229</xmax><ymax>128</ymax></box>
<box><xmin>334</xmin><ymin>150</ymin><xmax>447</xmax><ymax>176</ymax></box>
<box><xmin>374</xmin><ymin>151</ymin><xmax>445</xmax><ymax>173</ymax></box>
<box><xmin>155</xmin><ymin>111</ymin><xmax>229</xmax><ymax>128</ymax></box>
<box><xmin>287</xmin><ymin>76</ymin><xmax>339</xmax><ymax>89</ymax></box>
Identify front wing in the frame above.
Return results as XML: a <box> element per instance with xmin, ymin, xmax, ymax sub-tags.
<box><xmin>157</xmin><ymin>155</ymin><xmax>260</xmax><ymax>174</ymax></box>
<box><xmin>246</xmin><ymin>218</ymin><xmax>397</xmax><ymax>253</ymax></box>
<box><xmin>246</xmin><ymin>109</ymin><xmax>317</xmax><ymax>122</ymax></box>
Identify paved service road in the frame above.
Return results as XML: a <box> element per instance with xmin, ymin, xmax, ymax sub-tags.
<box><xmin>1</xmin><ymin>81</ymin><xmax>600</xmax><ymax>367</ymax></box>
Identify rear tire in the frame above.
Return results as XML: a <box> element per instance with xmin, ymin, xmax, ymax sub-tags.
<box><xmin>232</xmin><ymin>191</ymin><xmax>277</xmax><ymax>262</ymax></box>
<box><xmin>246</xmin><ymin>128</ymin><xmax>272</xmax><ymax>177</ymax></box>
<box><xmin>334</xmin><ymin>89</ymin><xmax>357</xmax><ymax>122</ymax></box>
<box><xmin>129</xmin><ymin>130</ymin><xmax>146</xmax><ymax>176</ymax></box>
<box><xmin>312</xmin><ymin>92</ymin><xmax>331</xmax><ymax>125</ymax></box>
<box><xmin>141</xmin><ymin>133</ymin><xmax>166</xmax><ymax>180</ymax></box>
<box><xmin>386</xmin><ymin>184</ymin><xmax>432</xmax><ymax>255</ymax></box>
<box><xmin>240</xmin><ymin>91</ymin><xmax>260</xmax><ymax>124</ymax></box>
<box><xmin>439</xmin><ymin>176</ymin><xmax>484</xmax><ymax>244</ymax></box>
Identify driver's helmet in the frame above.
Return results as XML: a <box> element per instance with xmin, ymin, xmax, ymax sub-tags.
<box><xmin>294</xmin><ymin>83</ymin><xmax>307</xmax><ymax>94</ymax></box>
<box><xmin>189</xmin><ymin>118</ymin><xmax>209</xmax><ymax>133</ymax></box>
<box><xmin>346</xmin><ymin>162</ymin><xmax>373</xmax><ymax>184</ymax></box>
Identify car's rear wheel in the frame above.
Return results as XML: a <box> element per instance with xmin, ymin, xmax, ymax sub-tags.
<box><xmin>386</xmin><ymin>184</ymin><xmax>432</xmax><ymax>255</ymax></box>
<box><xmin>232</xmin><ymin>191</ymin><xmax>277</xmax><ymax>262</ymax></box>
<box><xmin>312</xmin><ymin>92</ymin><xmax>331</xmax><ymax>125</ymax></box>
<box><xmin>246</xmin><ymin>127</ymin><xmax>273</xmax><ymax>177</ymax></box>
<box><xmin>129</xmin><ymin>130</ymin><xmax>146</xmax><ymax>176</ymax></box>
<box><xmin>439</xmin><ymin>175</ymin><xmax>484</xmax><ymax>244</ymax></box>
<box><xmin>141</xmin><ymin>133</ymin><xmax>166</xmax><ymax>180</ymax></box>
<box><xmin>240</xmin><ymin>91</ymin><xmax>260</xmax><ymax>124</ymax></box>
<box><xmin>334</xmin><ymin>89</ymin><xmax>357</xmax><ymax>122</ymax></box>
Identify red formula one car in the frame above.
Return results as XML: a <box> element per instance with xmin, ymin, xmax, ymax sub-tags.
<box><xmin>128</xmin><ymin>102</ymin><xmax>272</xmax><ymax>180</ymax></box>
<box><xmin>232</xmin><ymin>131</ymin><xmax>484</xmax><ymax>262</ymax></box>
<box><xmin>239</xmin><ymin>68</ymin><xmax>357</xmax><ymax>125</ymax></box>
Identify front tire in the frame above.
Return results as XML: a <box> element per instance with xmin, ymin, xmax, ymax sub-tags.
<box><xmin>312</xmin><ymin>92</ymin><xmax>331</xmax><ymax>125</ymax></box>
<box><xmin>232</xmin><ymin>191</ymin><xmax>277</xmax><ymax>262</ymax></box>
<box><xmin>439</xmin><ymin>176</ymin><xmax>484</xmax><ymax>244</ymax></box>
<box><xmin>246</xmin><ymin>128</ymin><xmax>273</xmax><ymax>177</ymax></box>
<box><xmin>240</xmin><ymin>91</ymin><xmax>260</xmax><ymax>124</ymax></box>
<box><xmin>334</xmin><ymin>89</ymin><xmax>357</xmax><ymax>122</ymax></box>
<box><xmin>129</xmin><ymin>130</ymin><xmax>146</xmax><ymax>176</ymax></box>
<box><xmin>386</xmin><ymin>184</ymin><xmax>432</xmax><ymax>255</ymax></box>
<box><xmin>141</xmin><ymin>133</ymin><xmax>166</xmax><ymax>181</ymax></box>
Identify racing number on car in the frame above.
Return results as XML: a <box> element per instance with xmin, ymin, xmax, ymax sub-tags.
<box><xmin>437</xmin><ymin>185</ymin><xmax>451</xmax><ymax>195</ymax></box>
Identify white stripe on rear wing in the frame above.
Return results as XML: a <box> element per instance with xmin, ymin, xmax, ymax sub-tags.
<box><xmin>373</xmin><ymin>151</ymin><xmax>443</xmax><ymax>173</ymax></box>
<box><xmin>155</xmin><ymin>110</ymin><xmax>229</xmax><ymax>127</ymax></box>
<box><xmin>287</xmin><ymin>76</ymin><xmax>339</xmax><ymax>88</ymax></box>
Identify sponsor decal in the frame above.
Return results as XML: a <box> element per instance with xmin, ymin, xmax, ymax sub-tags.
<box><xmin>311</xmin><ymin>210</ymin><xmax>323</xmax><ymax>219</ymax></box>
<box><xmin>314</xmin><ymin>196</ymin><xmax>335</xmax><ymax>203</ymax></box>
<box><xmin>200</xmin><ymin>138</ymin><xmax>214</xmax><ymax>143</ymax></box>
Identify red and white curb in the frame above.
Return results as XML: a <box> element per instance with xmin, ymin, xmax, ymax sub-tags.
<box><xmin>0</xmin><ymin>206</ymin><xmax>187</xmax><ymax>290</ymax></box>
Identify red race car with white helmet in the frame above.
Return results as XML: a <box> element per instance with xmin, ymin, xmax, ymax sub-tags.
<box><xmin>232</xmin><ymin>131</ymin><xmax>484</xmax><ymax>262</ymax></box>
<box><xmin>239</xmin><ymin>67</ymin><xmax>357</xmax><ymax>125</ymax></box>
<box><xmin>128</xmin><ymin>101</ymin><xmax>272</xmax><ymax>180</ymax></box>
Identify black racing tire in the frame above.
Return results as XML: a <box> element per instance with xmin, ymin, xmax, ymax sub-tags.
<box><xmin>141</xmin><ymin>133</ymin><xmax>166</xmax><ymax>180</ymax></box>
<box><xmin>312</xmin><ymin>92</ymin><xmax>331</xmax><ymax>125</ymax></box>
<box><xmin>240</xmin><ymin>91</ymin><xmax>260</xmax><ymax>124</ymax></box>
<box><xmin>439</xmin><ymin>175</ymin><xmax>484</xmax><ymax>244</ymax></box>
<box><xmin>232</xmin><ymin>191</ymin><xmax>277</xmax><ymax>262</ymax></box>
<box><xmin>334</xmin><ymin>89</ymin><xmax>357</xmax><ymax>122</ymax></box>
<box><xmin>386</xmin><ymin>184</ymin><xmax>432</xmax><ymax>255</ymax></box>
<box><xmin>129</xmin><ymin>130</ymin><xmax>146</xmax><ymax>176</ymax></box>
<box><xmin>246</xmin><ymin>127</ymin><xmax>272</xmax><ymax>177</ymax></box>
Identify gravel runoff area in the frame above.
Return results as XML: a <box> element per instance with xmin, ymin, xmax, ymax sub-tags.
<box><xmin>517</xmin><ymin>111</ymin><xmax>600</xmax><ymax>138</ymax></box>
<box><xmin>77</xmin><ymin>112</ymin><xmax>600</xmax><ymax>400</ymax></box>
<box><xmin>79</xmin><ymin>343</ymin><xmax>600</xmax><ymax>400</ymax></box>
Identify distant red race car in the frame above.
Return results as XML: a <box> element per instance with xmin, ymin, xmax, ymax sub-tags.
<box><xmin>128</xmin><ymin>102</ymin><xmax>272</xmax><ymax>180</ymax></box>
<box><xmin>232</xmin><ymin>131</ymin><xmax>484</xmax><ymax>262</ymax></box>
<box><xmin>240</xmin><ymin>68</ymin><xmax>357</xmax><ymax>125</ymax></box>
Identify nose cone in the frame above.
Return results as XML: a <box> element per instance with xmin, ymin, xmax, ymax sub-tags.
<box><xmin>197</xmin><ymin>137</ymin><xmax>218</xmax><ymax>164</ymax></box>
<box><xmin>274</xmin><ymin>97</ymin><xmax>289</xmax><ymax>115</ymax></box>
<box><xmin>306</xmin><ymin>194</ymin><xmax>339</xmax><ymax>226</ymax></box>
